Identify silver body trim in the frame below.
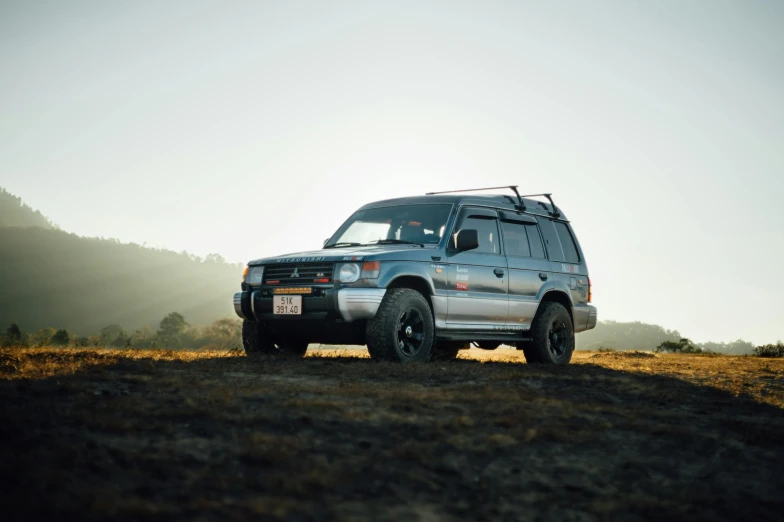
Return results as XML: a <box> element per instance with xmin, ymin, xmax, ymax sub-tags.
<box><xmin>233</xmin><ymin>292</ymin><xmax>248</xmax><ymax>320</ymax></box>
<box><xmin>337</xmin><ymin>288</ymin><xmax>387</xmax><ymax>322</ymax></box>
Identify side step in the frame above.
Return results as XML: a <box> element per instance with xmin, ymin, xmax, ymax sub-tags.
<box><xmin>436</xmin><ymin>330</ymin><xmax>532</xmax><ymax>343</ymax></box>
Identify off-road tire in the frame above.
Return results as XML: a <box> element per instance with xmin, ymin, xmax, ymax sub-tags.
<box><xmin>275</xmin><ymin>340</ymin><xmax>309</xmax><ymax>357</ymax></box>
<box><xmin>366</xmin><ymin>288</ymin><xmax>434</xmax><ymax>363</ymax></box>
<box><xmin>475</xmin><ymin>341</ymin><xmax>501</xmax><ymax>350</ymax></box>
<box><xmin>242</xmin><ymin>320</ymin><xmax>275</xmax><ymax>355</ymax></box>
<box><xmin>242</xmin><ymin>321</ymin><xmax>308</xmax><ymax>357</ymax></box>
<box><xmin>520</xmin><ymin>302</ymin><xmax>574</xmax><ymax>365</ymax></box>
<box><xmin>430</xmin><ymin>342</ymin><xmax>461</xmax><ymax>361</ymax></box>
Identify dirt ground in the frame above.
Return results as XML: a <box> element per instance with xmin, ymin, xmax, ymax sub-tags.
<box><xmin>1</xmin><ymin>346</ymin><xmax>783</xmax><ymax>521</ymax></box>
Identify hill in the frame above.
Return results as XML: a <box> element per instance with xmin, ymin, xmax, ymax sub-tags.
<box><xmin>0</xmin><ymin>187</ymin><xmax>240</xmax><ymax>334</ymax></box>
<box><xmin>0</xmin><ymin>188</ymin><xmax>54</xmax><ymax>229</ymax></box>
<box><xmin>576</xmin><ymin>320</ymin><xmax>755</xmax><ymax>355</ymax></box>
<box><xmin>0</xmin><ymin>226</ymin><xmax>240</xmax><ymax>334</ymax></box>
<box><xmin>0</xmin><ymin>226</ymin><xmax>240</xmax><ymax>335</ymax></box>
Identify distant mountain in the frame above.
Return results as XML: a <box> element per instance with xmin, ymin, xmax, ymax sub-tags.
<box><xmin>575</xmin><ymin>320</ymin><xmax>754</xmax><ymax>355</ymax></box>
<box><xmin>0</xmin><ymin>188</ymin><xmax>55</xmax><ymax>228</ymax></box>
<box><xmin>0</xmin><ymin>188</ymin><xmax>240</xmax><ymax>335</ymax></box>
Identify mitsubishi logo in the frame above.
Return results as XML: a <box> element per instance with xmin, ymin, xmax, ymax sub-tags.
<box><xmin>290</xmin><ymin>267</ymin><xmax>300</xmax><ymax>278</ymax></box>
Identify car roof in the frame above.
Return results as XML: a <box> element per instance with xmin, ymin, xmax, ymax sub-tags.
<box><xmin>359</xmin><ymin>194</ymin><xmax>568</xmax><ymax>221</ymax></box>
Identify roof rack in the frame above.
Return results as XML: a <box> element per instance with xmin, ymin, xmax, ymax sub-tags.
<box><xmin>519</xmin><ymin>193</ymin><xmax>561</xmax><ymax>218</ymax></box>
<box><xmin>425</xmin><ymin>186</ymin><xmax>561</xmax><ymax>218</ymax></box>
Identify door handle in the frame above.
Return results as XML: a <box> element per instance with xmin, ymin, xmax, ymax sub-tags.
<box><xmin>539</xmin><ymin>272</ymin><xmax>548</xmax><ymax>281</ymax></box>
<box><xmin>494</xmin><ymin>268</ymin><xmax>505</xmax><ymax>277</ymax></box>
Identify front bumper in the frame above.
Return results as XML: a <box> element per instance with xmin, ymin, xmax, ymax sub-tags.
<box><xmin>233</xmin><ymin>288</ymin><xmax>386</xmax><ymax>323</ymax></box>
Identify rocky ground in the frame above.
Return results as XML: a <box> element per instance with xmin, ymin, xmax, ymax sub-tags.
<box><xmin>1</xmin><ymin>346</ymin><xmax>783</xmax><ymax>521</ymax></box>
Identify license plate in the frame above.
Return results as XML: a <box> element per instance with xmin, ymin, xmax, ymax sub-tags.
<box><xmin>273</xmin><ymin>295</ymin><xmax>302</xmax><ymax>315</ymax></box>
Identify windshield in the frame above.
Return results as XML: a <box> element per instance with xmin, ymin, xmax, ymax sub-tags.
<box><xmin>326</xmin><ymin>204</ymin><xmax>453</xmax><ymax>247</ymax></box>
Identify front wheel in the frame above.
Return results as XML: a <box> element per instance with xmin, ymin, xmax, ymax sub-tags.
<box><xmin>366</xmin><ymin>289</ymin><xmax>434</xmax><ymax>363</ymax></box>
<box><xmin>520</xmin><ymin>302</ymin><xmax>574</xmax><ymax>365</ymax></box>
<box><xmin>242</xmin><ymin>320</ymin><xmax>308</xmax><ymax>357</ymax></box>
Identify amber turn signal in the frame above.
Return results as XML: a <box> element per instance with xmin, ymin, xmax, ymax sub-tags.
<box><xmin>361</xmin><ymin>261</ymin><xmax>381</xmax><ymax>279</ymax></box>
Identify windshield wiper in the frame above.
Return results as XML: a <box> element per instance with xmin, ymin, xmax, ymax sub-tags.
<box><xmin>365</xmin><ymin>239</ymin><xmax>418</xmax><ymax>245</ymax></box>
<box><xmin>323</xmin><ymin>242</ymin><xmax>362</xmax><ymax>249</ymax></box>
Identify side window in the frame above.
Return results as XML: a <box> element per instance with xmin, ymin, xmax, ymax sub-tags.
<box><xmin>553</xmin><ymin>222</ymin><xmax>580</xmax><ymax>263</ymax></box>
<box><xmin>465</xmin><ymin>217</ymin><xmax>501</xmax><ymax>254</ymax></box>
<box><xmin>501</xmin><ymin>221</ymin><xmax>531</xmax><ymax>257</ymax></box>
<box><xmin>526</xmin><ymin>224</ymin><xmax>547</xmax><ymax>259</ymax></box>
<box><xmin>538</xmin><ymin>219</ymin><xmax>564</xmax><ymax>261</ymax></box>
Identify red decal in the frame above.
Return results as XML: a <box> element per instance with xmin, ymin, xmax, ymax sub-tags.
<box><xmin>456</xmin><ymin>282</ymin><xmax>469</xmax><ymax>291</ymax></box>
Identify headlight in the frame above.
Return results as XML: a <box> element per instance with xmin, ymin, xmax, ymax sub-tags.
<box><xmin>247</xmin><ymin>266</ymin><xmax>264</xmax><ymax>286</ymax></box>
<box><xmin>338</xmin><ymin>263</ymin><xmax>361</xmax><ymax>283</ymax></box>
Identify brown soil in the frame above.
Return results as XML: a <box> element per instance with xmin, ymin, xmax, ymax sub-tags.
<box><xmin>1</xmin><ymin>346</ymin><xmax>783</xmax><ymax>521</ymax></box>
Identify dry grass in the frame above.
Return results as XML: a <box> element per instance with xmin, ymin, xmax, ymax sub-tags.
<box><xmin>1</xmin><ymin>346</ymin><xmax>783</xmax><ymax>521</ymax></box>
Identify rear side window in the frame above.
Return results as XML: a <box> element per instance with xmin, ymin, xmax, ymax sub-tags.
<box><xmin>527</xmin><ymin>225</ymin><xmax>547</xmax><ymax>259</ymax></box>
<box><xmin>553</xmin><ymin>222</ymin><xmax>580</xmax><ymax>263</ymax></box>
<box><xmin>501</xmin><ymin>221</ymin><xmax>547</xmax><ymax>259</ymax></box>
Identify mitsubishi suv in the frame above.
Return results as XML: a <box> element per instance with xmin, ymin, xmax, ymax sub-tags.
<box><xmin>234</xmin><ymin>186</ymin><xmax>597</xmax><ymax>364</ymax></box>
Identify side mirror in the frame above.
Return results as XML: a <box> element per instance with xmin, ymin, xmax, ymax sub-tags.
<box><xmin>453</xmin><ymin>229</ymin><xmax>479</xmax><ymax>252</ymax></box>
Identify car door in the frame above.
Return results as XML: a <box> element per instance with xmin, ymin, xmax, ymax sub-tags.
<box><xmin>499</xmin><ymin>213</ymin><xmax>551</xmax><ymax>330</ymax></box>
<box><xmin>445</xmin><ymin>206</ymin><xmax>508</xmax><ymax>329</ymax></box>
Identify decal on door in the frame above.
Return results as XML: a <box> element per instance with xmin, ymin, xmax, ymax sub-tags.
<box><xmin>456</xmin><ymin>282</ymin><xmax>469</xmax><ymax>291</ymax></box>
<box><xmin>561</xmin><ymin>263</ymin><xmax>578</xmax><ymax>273</ymax></box>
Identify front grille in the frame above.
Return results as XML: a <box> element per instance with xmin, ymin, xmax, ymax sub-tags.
<box><xmin>263</xmin><ymin>262</ymin><xmax>334</xmax><ymax>286</ymax></box>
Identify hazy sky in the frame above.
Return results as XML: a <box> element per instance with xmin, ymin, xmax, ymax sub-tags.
<box><xmin>1</xmin><ymin>1</ymin><xmax>782</xmax><ymax>344</ymax></box>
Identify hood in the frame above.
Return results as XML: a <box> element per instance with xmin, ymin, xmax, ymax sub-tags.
<box><xmin>248</xmin><ymin>244</ymin><xmax>440</xmax><ymax>266</ymax></box>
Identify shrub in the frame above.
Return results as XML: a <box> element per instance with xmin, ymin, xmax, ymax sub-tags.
<box><xmin>51</xmin><ymin>329</ymin><xmax>71</xmax><ymax>346</ymax></box>
<box><xmin>29</xmin><ymin>327</ymin><xmax>56</xmax><ymax>347</ymax></box>
<box><xmin>656</xmin><ymin>338</ymin><xmax>701</xmax><ymax>354</ymax></box>
<box><xmin>753</xmin><ymin>343</ymin><xmax>784</xmax><ymax>358</ymax></box>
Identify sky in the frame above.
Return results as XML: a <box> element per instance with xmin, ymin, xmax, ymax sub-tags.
<box><xmin>1</xmin><ymin>0</ymin><xmax>782</xmax><ymax>344</ymax></box>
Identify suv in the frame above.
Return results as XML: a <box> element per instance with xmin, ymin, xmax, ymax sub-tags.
<box><xmin>234</xmin><ymin>186</ymin><xmax>596</xmax><ymax>364</ymax></box>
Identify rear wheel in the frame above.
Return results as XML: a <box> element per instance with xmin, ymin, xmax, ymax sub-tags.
<box><xmin>242</xmin><ymin>321</ymin><xmax>308</xmax><ymax>357</ymax></box>
<box><xmin>474</xmin><ymin>341</ymin><xmax>501</xmax><ymax>350</ymax></box>
<box><xmin>366</xmin><ymin>289</ymin><xmax>434</xmax><ymax>363</ymax></box>
<box><xmin>520</xmin><ymin>302</ymin><xmax>574</xmax><ymax>365</ymax></box>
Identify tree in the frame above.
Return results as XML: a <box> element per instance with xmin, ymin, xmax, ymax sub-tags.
<box><xmin>29</xmin><ymin>327</ymin><xmax>56</xmax><ymax>347</ymax></box>
<box><xmin>158</xmin><ymin>312</ymin><xmax>188</xmax><ymax>346</ymax></box>
<box><xmin>204</xmin><ymin>318</ymin><xmax>242</xmax><ymax>349</ymax></box>
<box><xmin>51</xmin><ymin>329</ymin><xmax>70</xmax><ymax>346</ymax></box>
<box><xmin>5</xmin><ymin>322</ymin><xmax>23</xmax><ymax>345</ymax></box>
<box><xmin>100</xmin><ymin>324</ymin><xmax>125</xmax><ymax>339</ymax></box>
<box><xmin>204</xmin><ymin>253</ymin><xmax>226</xmax><ymax>264</ymax></box>
<box><xmin>656</xmin><ymin>338</ymin><xmax>701</xmax><ymax>354</ymax></box>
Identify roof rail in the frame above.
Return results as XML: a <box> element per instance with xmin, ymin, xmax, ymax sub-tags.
<box><xmin>426</xmin><ymin>185</ymin><xmax>527</xmax><ymax>211</ymax></box>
